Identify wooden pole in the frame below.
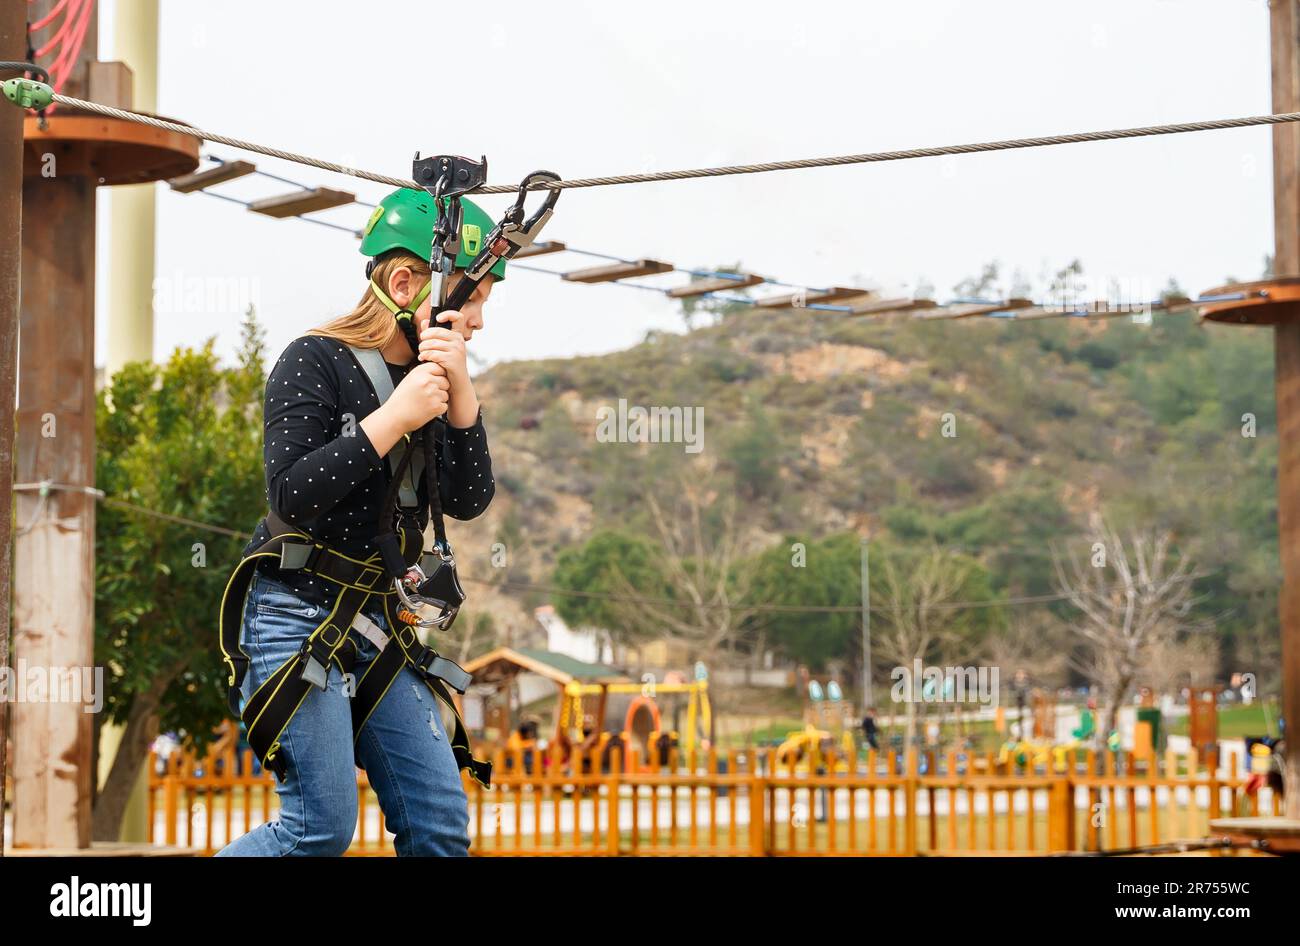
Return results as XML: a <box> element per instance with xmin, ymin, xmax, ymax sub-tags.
<box><xmin>1271</xmin><ymin>0</ymin><xmax>1300</xmax><ymax>822</ymax></box>
<box><xmin>10</xmin><ymin>0</ymin><xmax>99</xmax><ymax>849</ymax></box>
<box><xmin>0</xmin><ymin>0</ymin><xmax>29</xmax><ymax>858</ymax></box>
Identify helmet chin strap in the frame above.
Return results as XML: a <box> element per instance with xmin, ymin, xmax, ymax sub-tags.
<box><xmin>370</xmin><ymin>277</ymin><xmax>433</xmax><ymax>360</ymax></box>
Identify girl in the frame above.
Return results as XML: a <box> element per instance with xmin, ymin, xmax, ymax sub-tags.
<box><xmin>217</xmin><ymin>188</ymin><xmax>499</xmax><ymax>857</ymax></box>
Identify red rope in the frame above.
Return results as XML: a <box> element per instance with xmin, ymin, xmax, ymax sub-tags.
<box><xmin>33</xmin><ymin>0</ymin><xmax>81</xmax><ymax>58</ymax></box>
<box><xmin>47</xmin><ymin>0</ymin><xmax>92</xmax><ymax>97</ymax></box>
<box><xmin>29</xmin><ymin>0</ymin><xmax>71</xmax><ymax>34</ymax></box>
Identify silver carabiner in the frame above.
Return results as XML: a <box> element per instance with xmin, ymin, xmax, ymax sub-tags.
<box><xmin>394</xmin><ymin>564</ymin><xmax>459</xmax><ymax>630</ymax></box>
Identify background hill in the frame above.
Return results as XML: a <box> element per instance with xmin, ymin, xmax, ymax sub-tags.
<box><xmin>444</xmin><ymin>275</ymin><xmax>1282</xmax><ymax>694</ymax></box>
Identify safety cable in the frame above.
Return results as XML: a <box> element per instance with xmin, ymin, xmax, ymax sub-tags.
<box><xmin>37</xmin><ymin>89</ymin><xmax>1300</xmax><ymax>195</ymax></box>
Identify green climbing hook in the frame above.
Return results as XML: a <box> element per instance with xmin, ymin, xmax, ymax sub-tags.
<box><xmin>2</xmin><ymin>78</ymin><xmax>54</xmax><ymax>111</ymax></box>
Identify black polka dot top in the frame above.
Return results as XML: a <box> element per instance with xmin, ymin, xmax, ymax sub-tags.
<box><xmin>244</xmin><ymin>335</ymin><xmax>495</xmax><ymax>604</ymax></box>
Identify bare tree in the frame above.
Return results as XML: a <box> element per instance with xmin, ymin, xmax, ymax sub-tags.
<box><xmin>873</xmin><ymin>547</ymin><xmax>983</xmax><ymax>746</ymax></box>
<box><xmin>984</xmin><ymin>612</ymin><xmax>1071</xmax><ymax>690</ymax></box>
<box><xmin>605</xmin><ymin>478</ymin><xmax>768</xmax><ymax>662</ymax></box>
<box><xmin>1052</xmin><ymin>515</ymin><xmax>1206</xmax><ymax>742</ymax></box>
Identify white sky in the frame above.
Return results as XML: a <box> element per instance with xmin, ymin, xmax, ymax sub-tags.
<box><xmin>95</xmin><ymin>0</ymin><xmax>1276</xmax><ymax>370</ymax></box>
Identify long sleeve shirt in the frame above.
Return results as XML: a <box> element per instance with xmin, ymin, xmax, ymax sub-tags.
<box><xmin>244</xmin><ymin>334</ymin><xmax>494</xmax><ymax>605</ymax></box>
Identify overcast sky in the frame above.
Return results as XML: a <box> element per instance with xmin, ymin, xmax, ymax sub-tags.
<box><xmin>95</xmin><ymin>0</ymin><xmax>1276</xmax><ymax>370</ymax></box>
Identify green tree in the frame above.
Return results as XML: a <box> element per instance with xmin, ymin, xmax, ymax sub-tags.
<box><xmin>551</xmin><ymin>529</ymin><xmax>670</xmax><ymax>640</ymax></box>
<box><xmin>745</xmin><ymin>533</ymin><xmax>860</xmax><ymax>668</ymax></box>
<box><xmin>93</xmin><ymin>310</ymin><xmax>266</xmax><ymax>840</ymax></box>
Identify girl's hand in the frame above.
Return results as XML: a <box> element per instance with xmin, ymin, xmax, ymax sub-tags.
<box><xmin>386</xmin><ymin>362</ymin><xmax>451</xmax><ymax>431</ymax></box>
<box><xmin>418</xmin><ymin>318</ymin><xmax>469</xmax><ymax>387</ymax></box>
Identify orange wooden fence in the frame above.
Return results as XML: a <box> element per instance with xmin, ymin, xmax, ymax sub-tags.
<box><xmin>147</xmin><ymin>742</ymin><xmax>1280</xmax><ymax>856</ymax></box>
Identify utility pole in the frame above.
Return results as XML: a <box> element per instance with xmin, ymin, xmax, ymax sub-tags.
<box><xmin>1270</xmin><ymin>0</ymin><xmax>1300</xmax><ymax>821</ymax></box>
<box><xmin>860</xmin><ymin>536</ymin><xmax>872</xmax><ymax>713</ymax></box>
<box><xmin>0</xmin><ymin>1</ymin><xmax>28</xmax><ymax>859</ymax></box>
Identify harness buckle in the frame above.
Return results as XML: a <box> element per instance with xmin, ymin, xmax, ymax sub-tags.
<box><xmin>413</xmin><ymin>648</ymin><xmax>473</xmax><ymax>694</ymax></box>
<box><xmin>298</xmin><ymin>638</ymin><xmax>332</xmax><ymax>690</ymax></box>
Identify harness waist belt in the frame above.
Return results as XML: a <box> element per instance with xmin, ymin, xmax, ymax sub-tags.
<box><xmin>217</xmin><ymin>516</ymin><xmax>491</xmax><ymax>787</ymax></box>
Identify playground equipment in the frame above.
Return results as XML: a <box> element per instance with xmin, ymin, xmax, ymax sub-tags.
<box><xmin>802</xmin><ymin>677</ymin><xmax>853</xmax><ymax>732</ymax></box>
<box><xmin>559</xmin><ymin>670</ymin><xmax>713</xmax><ymax>762</ymax></box>
<box><xmin>774</xmin><ymin>725</ymin><xmax>857</xmax><ymax>775</ymax></box>
<box><xmin>997</xmin><ymin>738</ymin><xmax>1074</xmax><ymax>774</ymax></box>
<box><xmin>462</xmin><ymin>647</ymin><xmax>713</xmax><ymax>772</ymax></box>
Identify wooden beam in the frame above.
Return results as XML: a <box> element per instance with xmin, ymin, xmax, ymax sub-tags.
<box><xmin>512</xmin><ymin>241</ymin><xmax>566</xmax><ymax>259</ymax></box>
<box><xmin>12</xmin><ymin>0</ymin><xmax>99</xmax><ymax>851</ymax></box>
<box><xmin>87</xmin><ymin>61</ymin><xmax>134</xmax><ymax>110</ymax></box>
<box><xmin>0</xmin><ymin>0</ymin><xmax>26</xmax><ymax>857</ymax></box>
<box><xmin>1272</xmin><ymin>0</ymin><xmax>1300</xmax><ymax>822</ymax></box>
<box><xmin>561</xmin><ymin>259</ymin><xmax>673</xmax><ymax>283</ymax></box>
<box><xmin>753</xmin><ymin>286</ymin><xmax>866</xmax><ymax>309</ymax></box>
<box><xmin>247</xmin><ymin>187</ymin><xmax>355</xmax><ymax>218</ymax></box>
<box><xmin>667</xmin><ymin>273</ymin><xmax>765</xmax><ymax>298</ymax></box>
<box><xmin>168</xmin><ymin>160</ymin><xmax>256</xmax><ymax>193</ymax></box>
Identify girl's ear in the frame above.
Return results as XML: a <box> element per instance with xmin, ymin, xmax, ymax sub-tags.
<box><xmin>387</xmin><ymin>266</ymin><xmax>411</xmax><ymax>307</ymax></box>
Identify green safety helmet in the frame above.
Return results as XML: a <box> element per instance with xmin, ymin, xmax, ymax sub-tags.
<box><xmin>360</xmin><ymin>187</ymin><xmax>507</xmax><ymax>282</ymax></box>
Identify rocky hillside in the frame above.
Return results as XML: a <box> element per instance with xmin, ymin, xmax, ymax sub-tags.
<box><xmin>446</xmin><ymin>302</ymin><xmax>1280</xmax><ymax>670</ymax></box>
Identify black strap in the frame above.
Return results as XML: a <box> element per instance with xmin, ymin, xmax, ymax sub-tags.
<box><xmin>422</xmin><ymin>420</ymin><xmax>448</xmax><ymax>549</ymax></box>
<box><xmin>240</xmin><ymin>584</ymin><xmax>369</xmax><ymax>780</ymax></box>
<box><xmin>348</xmin><ymin>595</ymin><xmax>491</xmax><ymax>787</ymax></box>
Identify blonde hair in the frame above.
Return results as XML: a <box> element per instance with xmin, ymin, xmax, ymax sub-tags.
<box><xmin>308</xmin><ymin>251</ymin><xmax>432</xmax><ymax>349</ymax></box>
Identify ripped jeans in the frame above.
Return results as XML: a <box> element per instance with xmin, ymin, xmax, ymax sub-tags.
<box><xmin>216</xmin><ymin>572</ymin><xmax>471</xmax><ymax>857</ymax></box>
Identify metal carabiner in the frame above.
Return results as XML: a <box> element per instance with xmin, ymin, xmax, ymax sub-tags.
<box><xmin>456</xmin><ymin>171</ymin><xmax>563</xmax><ymax>290</ymax></box>
<box><xmin>393</xmin><ymin>540</ymin><xmax>464</xmax><ymax>630</ymax></box>
<box><xmin>502</xmin><ymin>170</ymin><xmax>562</xmax><ymax>245</ymax></box>
<box><xmin>394</xmin><ymin>565</ymin><xmax>459</xmax><ymax>630</ymax></box>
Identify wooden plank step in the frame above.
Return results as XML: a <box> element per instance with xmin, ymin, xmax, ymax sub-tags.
<box><xmin>754</xmin><ymin>286</ymin><xmax>866</xmax><ymax>309</ymax></box>
<box><xmin>914</xmin><ymin>298</ymin><xmax>1034</xmax><ymax>320</ymax></box>
<box><xmin>513</xmin><ymin>241</ymin><xmax>567</xmax><ymax>259</ymax></box>
<box><xmin>168</xmin><ymin>159</ymin><xmax>256</xmax><ymax>193</ymax></box>
<box><xmin>248</xmin><ymin>187</ymin><xmax>356</xmax><ymax>218</ymax></box>
<box><xmin>848</xmin><ymin>297</ymin><xmax>937</xmax><ymax>316</ymax></box>
<box><xmin>1006</xmin><ymin>306</ymin><xmax>1065</xmax><ymax>320</ymax></box>
<box><xmin>561</xmin><ymin>259</ymin><xmax>673</xmax><ymax>283</ymax></box>
<box><xmin>667</xmin><ymin>273</ymin><xmax>765</xmax><ymax>298</ymax></box>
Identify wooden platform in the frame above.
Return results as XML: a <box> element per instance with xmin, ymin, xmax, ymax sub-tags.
<box><xmin>1198</xmin><ymin>278</ymin><xmax>1300</xmax><ymax>325</ymax></box>
<box><xmin>1209</xmin><ymin>817</ymin><xmax>1300</xmax><ymax>855</ymax></box>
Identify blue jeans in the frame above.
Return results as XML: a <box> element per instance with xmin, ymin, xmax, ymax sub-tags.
<box><xmin>216</xmin><ymin>572</ymin><xmax>471</xmax><ymax>857</ymax></box>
